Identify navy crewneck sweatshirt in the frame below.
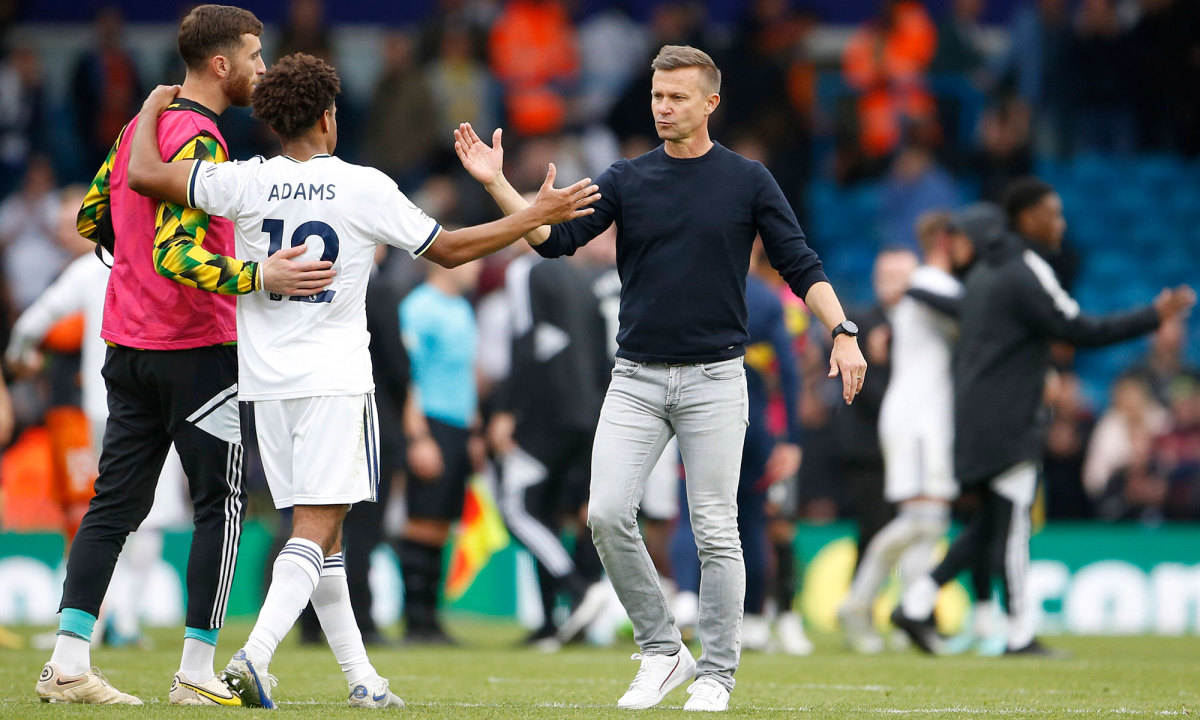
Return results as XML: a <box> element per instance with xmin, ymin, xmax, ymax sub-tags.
<box><xmin>534</xmin><ymin>142</ymin><xmax>828</xmax><ymax>364</ymax></box>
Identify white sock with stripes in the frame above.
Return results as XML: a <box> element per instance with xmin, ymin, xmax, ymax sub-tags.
<box><xmin>311</xmin><ymin>553</ymin><xmax>378</xmax><ymax>687</ymax></box>
<box><xmin>242</xmin><ymin>538</ymin><xmax>323</xmax><ymax>671</ymax></box>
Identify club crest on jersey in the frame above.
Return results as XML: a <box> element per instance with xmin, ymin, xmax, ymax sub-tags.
<box><xmin>268</xmin><ymin>183</ymin><xmax>336</xmax><ymax>202</ymax></box>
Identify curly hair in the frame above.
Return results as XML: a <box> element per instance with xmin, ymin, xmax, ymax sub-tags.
<box><xmin>251</xmin><ymin>53</ymin><xmax>341</xmax><ymax>140</ymax></box>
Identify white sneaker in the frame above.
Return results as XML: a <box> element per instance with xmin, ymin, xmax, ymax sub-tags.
<box><xmin>221</xmin><ymin>649</ymin><xmax>276</xmax><ymax>709</ymax></box>
<box><xmin>35</xmin><ymin>662</ymin><xmax>142</xmax><ymax>705</ymax></box>
<box><xmin>684</xmin><ymin>676</ymin><xmax>730</xmax><ymax>712</ymax></box>
<box><xmin>742</xmin><ymin>614</ymin><xmax>770</xmax><ymax>652</ymax></box>
<box><xmin>838</xmin><ymin>603</ymin><xmax>883</xmax><ymax>655</ymax></box>
<box><xmin>348</xmin><ymin>676</ymin><xmax>406</xmax><ymax>708</ymax></box>
<box><xmin>558</xmin><ymin>580</ymin><xmax>614</xmax><ymax>643</ymax></box>
<box><xmin>170</xmin><ymin>672</ymin><xmax>242</xmax><ymax>706</ymax></box>
<box><xmin>774</xmin><ymin>612</ymin><xmax>814</xmax><ymax>656</ymax></box>
<box><xmin>616</xmin><ymin>645</ymin><xmax>696</xmax><ymax>709</ymax></box>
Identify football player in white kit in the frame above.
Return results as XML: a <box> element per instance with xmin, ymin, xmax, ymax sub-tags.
<box><xmin>126</xmin><ymin>53</ymin><xmax>600</xmax><ymax>708</ymax></box>
<box><xmin>839</xmin><ymin>210</ymin><xmax>974</xmax><ymax>653</ymax></box>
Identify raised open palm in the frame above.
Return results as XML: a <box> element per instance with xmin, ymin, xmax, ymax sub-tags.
<box><xmin>453</xmin><ymin>122</ymin><xmax>504</xmax><ymax>186</ymax></box>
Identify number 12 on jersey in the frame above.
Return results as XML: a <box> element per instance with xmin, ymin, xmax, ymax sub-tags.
<box><xmin>262</xmin><ymin>218</ymin><xmax>340</xmax><ymax>304</ymax></box>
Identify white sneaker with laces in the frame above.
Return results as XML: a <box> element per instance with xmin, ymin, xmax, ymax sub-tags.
<box><xmin>35</xmin><ymin>662</ymin><xmax>142</xmax><ymax>705</ymax></box>
<box><xmin>775</xmin><ymin>612</ymin><xmax>815</xmax><ymax>656</ymax></box>
<box><xmin>684</xmin><ymin>676</ymin><xmax>730</xmax><ymax>711</ymax></box>
<box><xmin>616</xmin><ymin>645</ymin><xmax>696</xmax><ymax>709</ymax></box>
<box><xmin>348</xmin><ymin>676</ymin><xmax>405</xmax><ymax>708</ymax></box>
<box><xmin>170</xmin><ymin>671</ymin><xmax>242</xmax><ymax>706</ymax></box>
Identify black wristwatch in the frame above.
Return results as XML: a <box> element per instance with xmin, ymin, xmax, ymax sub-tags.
<box><xmin>831</xmin><ymin>320</ymin><xmax>859</xmax><ymax>341</ymax></box>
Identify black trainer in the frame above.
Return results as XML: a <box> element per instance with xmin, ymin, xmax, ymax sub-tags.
<box><xmin>890</xmin><ymin>607</ymin><xmax>943</xmax><ymax>655</ymax></box>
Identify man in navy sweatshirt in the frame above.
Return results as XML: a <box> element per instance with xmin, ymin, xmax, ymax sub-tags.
<box><xmin>454</xmin><ymin>45</ymin><xmax>866</xmax><ymax>711</ymax></box>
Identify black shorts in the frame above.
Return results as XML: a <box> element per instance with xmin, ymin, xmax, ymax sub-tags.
<box><xmin>406</xmin><ymin>417</ymin><xmax>471</xmax><ymax>521</ymax></box>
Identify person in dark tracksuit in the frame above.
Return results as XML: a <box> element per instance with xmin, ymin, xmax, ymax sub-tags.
<box><xmin>892</xmin><ymin>178</ymin><xmax>1195</xmax><ymax>655</ymax></box>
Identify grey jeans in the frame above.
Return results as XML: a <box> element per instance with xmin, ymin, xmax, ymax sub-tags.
<box><xmin>588</xmin><ymin>356</ymin><xmax>748</xmax><ymax>690</ymax></box>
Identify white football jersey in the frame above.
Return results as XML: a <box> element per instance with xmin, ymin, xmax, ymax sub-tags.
<box><xmin>878</xmin><ymin>265</ymin><xmax>962</xmax><ymax>438</ymax></box>
<box><xmin>188</xmin><ymin>154</ymin><xmax>440</xmax><ymax>400</ymax></box>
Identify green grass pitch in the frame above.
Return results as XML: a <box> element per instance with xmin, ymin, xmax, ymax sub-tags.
<box><xmin>2</xmin><ymin>621</ymin><xmax>1196</xmax><ymax>718</ymax></box>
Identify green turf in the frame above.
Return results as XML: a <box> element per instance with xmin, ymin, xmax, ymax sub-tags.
<box><xmin>2</xmin><ymin>621</ymin><xmax>1197</xmax><ymax>718</ymax></box>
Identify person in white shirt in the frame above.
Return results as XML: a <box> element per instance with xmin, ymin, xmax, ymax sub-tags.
<box><xmin>839</xmin><ymin>210</ymin><xmax>974</xmax><ymax>654</ymax></box>
<box><xmin>126</xmin><ymin>53</ymin><xmax>600</xmax><ymax>709</ymax></box>
<box><xmin>7</xmin><ymin>187</ymin><xmax>190</xmax><ymax>649</ymax></box>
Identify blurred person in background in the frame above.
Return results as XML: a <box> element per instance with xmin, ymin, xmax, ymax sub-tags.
<box><xmin>0</xmin><ymin>46</ymin><xmax>47</xmax><ymax>197</ymax></box>
<box><xmin>7</xmin><ymin>186</ymin><xmax>190</xmax><ymax>649</ymax></box>
<box><xmin>489</xmin><ymin>216</ymin><xmax>611</xmax><ymax>649</ymax></box>
<box><xmin>893</xmin><ymin>177</ymin><xmax>1196</xmax><ymax>656</ymax></box>
<box><xmin>427</xmin><ymin>23</ymin><xmax>499</xmax><ymax>161</ymax></box>
<box><xmin>992</xmin><ymin>0</ymin><xmax>1072</xmax><ymax>157</ymax></box>
<box><xmin>71</xmin><ymin>5</ymin><xmax>143</xmax><ymax>172</ymax></box>
<box><xmin>1067</xmin><ymin>0</ymin><xmax>1136</xmax><ymax>155</ymax></box>
<box><xmin>971</xmin><ymin>95</ymin><xmax>1034</xmax><ymax>204</ymax></box>
<box><xmin>1149</xmin><ymin>378</ymin><xmax>1200</xmax><ymax>519</ymax></box>
<box><xmin>1129</xmin><ymin>0</ymin><xmax>1200</xmax><ymax>154</ymax></box>
<box><xmin>364</xmin><ymin>31</ymin><xmax>439</xmax><ymax>193</ymax></box>
<box><xmin>837</xmin><ymin>248</ymin><xmax>917</xmax><ymax>570</ymax></box>
<box><xmin>1084</xmin><ymin>374</ymin><xmax>1170</xmax><ymax>521</ymax></box>
<box><xmin>931</xmin><ymin>0</ymin><xmax>989</xmax><ymax>80</ymax></box>
<box><xmin>488</xmin><ymin>0</ymin><xmax>579</xmax><ymax>138</ymax></box>
<box><xmin>1130</xmin><ymin>317</ymin><xmax>1200</xmax><ymax>408</ymax></box>
<box><xmin>577</xmin><ymin>1</ymin><xmax>649</xmax><ymax>122</ymax></box>
<box><xmin>0</xmin><ymin>155</ymin><xmax>65</xmax><ymax>318</ymax></box>
<box><xmin>840</xmin><ymin>210</ymin><xmax>974</xmax><ymax>655</ymax></box>
<box><xmin>881</xmin><ymin>140</ymin><xmax>960</xmax><ymax>253</ymax></box>
<box><xmin>1041</xmin><ymin>371</ymin><xmax>1096</xmax><ymax>519</ymax></box>
<box><xmin>275</xmin><ymin>0</ymin><xmax>333</xmax><ymax>62</ymax></box>
<box><xmin>841</xmin><ymin>0</ymin><xmax>937</xmax><ymax>172</ymax></box>
<box><xmin>399</xmin><ymin>260</ymin><xmax>483</xmax><ymax>645</ymax></box>
<box><xmin>343</xmin><ymin>245</ymin><xmax>413</xmax><ymax>645</ymax></box>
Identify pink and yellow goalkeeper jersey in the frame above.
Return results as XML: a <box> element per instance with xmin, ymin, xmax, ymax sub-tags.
<box><xmin>77</xmin><ymin>98</ymin><xmax>260</xmax><ymax>350</ymax></box>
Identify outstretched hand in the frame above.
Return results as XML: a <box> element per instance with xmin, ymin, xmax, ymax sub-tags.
<box><xmin>453</xmin><ymin>122</ymin><xmax>504</xmax><ymax>187</ymax></box>
<box><xmin>261</xmin><ymin>244</ymin><xmax>338</xmax><ymax>296</ymax></box>
<box><xmin>142</xmin><ymin>84</ymin><xmax>181</xmax><ymax>115</ymax></box>
<box><xmin>1154</xmin><ymin>285</ymin><xmax>1196</xmax><ymax>321</ymax></box>
<box><xmin>528</xmin><ymin>163</ymin><xmax>600</xmax><ymax>225</ymax></box>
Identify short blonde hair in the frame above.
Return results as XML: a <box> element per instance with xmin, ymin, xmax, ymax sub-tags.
<box><xmin>651</xmin><ymin>45</ymin><xmax>721</xmax><ymax>95</ymax></box>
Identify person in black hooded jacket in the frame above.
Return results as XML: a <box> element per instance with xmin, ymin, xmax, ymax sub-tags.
<box><xmin>891</xmin><ymin>178</ymin><xmax>1195</xmax><ymax>656</ymax></box>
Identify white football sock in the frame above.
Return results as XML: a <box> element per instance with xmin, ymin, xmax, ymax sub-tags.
<box><xmin>311</xmin><ymin>552</ymin><xmax>377</xmax><ymax>687</ymax></box>
<box><xmin>50</xmin><ymin>634</ymin><xmax>91</xmax><ymax>677</ymax></box>
<box><xmin>180</xmin><ymin>637</ymin><xmax>217</xmax><ymax>682</ymax></box>
<box><xmin>901</xmin><ymin>576</ymin><xmax>939</xmax><ymax>619</ymax></box>
<box><xmin>846</xmin><ymin>513</ymin><xmax>917</xmax><ymax>609</ymax></box>
<box><xmin>243</xmin><ymin>538</ymin><xmax>323</xmax><ymax>670</ymax></box>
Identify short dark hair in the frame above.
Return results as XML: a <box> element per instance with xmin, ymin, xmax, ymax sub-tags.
<box><xmin>252</xmin><ymin>53</ymin><xmax>341</xmax><ymax>140</ymax></box>
<box><xmin>1003</xmin><ymin>176</ymin><xmax>1055</xmax><ymax>225</ymax></box>
<box><xmin>178</xmin><ymin>5</ymin><xmax>263</xmax><ymax>72</ymax></box>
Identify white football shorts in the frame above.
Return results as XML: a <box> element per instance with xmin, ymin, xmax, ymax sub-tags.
<box><xmin>880</xmin><ymin>426</ymin><xmax>957</xmax><ymax>503</ymax></box>
<box><xmin>253</xmin><ymin>393</ymin><xmax>380</xmax><ymax>509</ymax></box>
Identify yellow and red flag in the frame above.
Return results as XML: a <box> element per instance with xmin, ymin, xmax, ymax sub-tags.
<box><xmin>445</xmin><ymin>475</ymin><xmax>510</xmax><ymax>601</ymax></box>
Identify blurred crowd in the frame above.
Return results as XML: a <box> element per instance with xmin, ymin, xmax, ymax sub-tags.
<box><xmin>0</xmin><ymin>0</ymin><xmax>1197</xmax><ymax>544</ymax></box>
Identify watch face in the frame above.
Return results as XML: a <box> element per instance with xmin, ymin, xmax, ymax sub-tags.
<box><xmin>842</xmin><ymin>320</ymin><xmax>859</xmax><ymax>335</ymax></box>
